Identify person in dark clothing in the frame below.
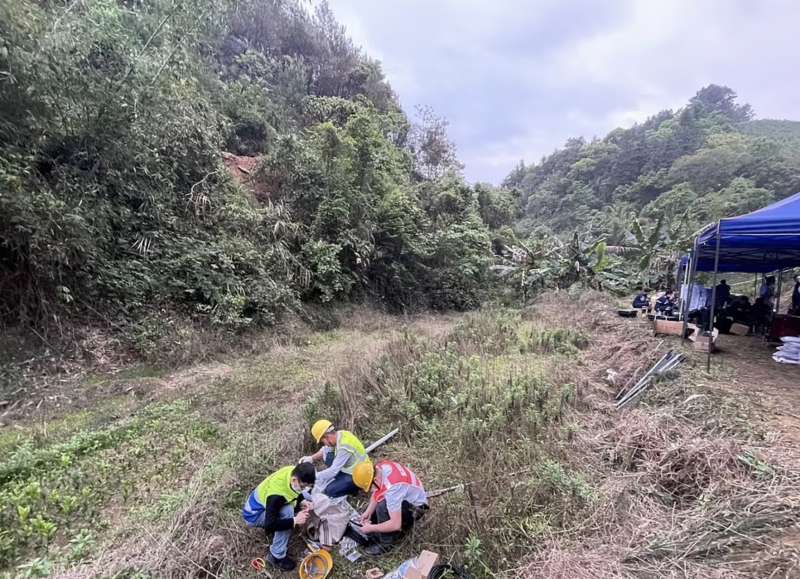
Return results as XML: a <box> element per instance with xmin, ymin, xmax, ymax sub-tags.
<box><xmin>655</xmin><ymin>290</ymin><xmax>677</xmax><ymax>317</ymax></box>
<box><xmin>715</xmin><ymin>280</ymin><xmax>731</xmax><ymax>309</ymax></box>
<box><xmin>727</xmin><ymin>295</ymin><xmax>752</xmax><ymax>326</ymax></box>
<box><xmin>632</xmin><ymin>289</ymin><xmax>650</xmax><ymax>310</ymax></box>
<box><xmin>791</xmin><ymin>274</ymin><xmax>800</xmax><ymax>315</ymax></box>
<box><xmin>242</xmin><ymin>463</ymin><xmax>316</xmax><ymax>572</ymax></box>
<box><xmin>760</xmin><ymin>276</ymin><xmax>777</xmax><ymax>308</ymax></box>
<box><xmin>752</xmin><ymin>297</ymin><xmax>772</xmax><ymax>335</ymax></box>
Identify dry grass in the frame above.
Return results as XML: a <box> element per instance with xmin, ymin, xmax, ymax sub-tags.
<box><xmin>509</xmin><ymin>293</ymin><xmax>800</xmax><ymax>578</ymax></box>
<box><xmin>29</xmin><ymin>309</ymin><xmax>459</xmax><ymax>579</ymax></box>
<box><xmin>9</xmin><ymin>295</ymin><xmax>800</xmax><ymax>578</ymax></box>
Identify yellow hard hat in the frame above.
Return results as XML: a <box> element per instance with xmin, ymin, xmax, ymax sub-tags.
<box><xmin>352</xmin><ymin>460</ymin><xmax>374</xmax><ymax>492</ymax></box>
<box><xmin>311</xmin><ymin>419</ymin><xmax>334</xmax><ymax>443</ymax></box>
<box><xmin>299</xmin><ymin>549</ymin><xmax>333</xmax><ymax>579</ymax></box>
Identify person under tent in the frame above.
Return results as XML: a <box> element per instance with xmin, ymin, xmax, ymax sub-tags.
<box><xmin>791</xmin><ymin>274</ymin><xmax>800</xmax><ymax>315</ymax></box>
<box><xmin>752</xmin><ymin>296</ymin><xmax>772</xmax><ymax>335</ymax></box>
<box><xmin>655</xmin><ymin>290</ymin><xmax>677</xmax><ymax>317</ymax></box>
<box><xmin>760</xmin><ymin>275</ymin><xmax>777</xmax><ymax>308</ymax></box>
<box><xmin>715</xmin><ymin>279</ymin><xmax>731</xmax><ymax>309</ymax></box>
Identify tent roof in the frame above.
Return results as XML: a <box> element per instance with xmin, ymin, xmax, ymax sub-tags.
<box><xmin>693</xmin><ymin>191</ymin><xmax>800</xmax><ymax>273</ymax></box>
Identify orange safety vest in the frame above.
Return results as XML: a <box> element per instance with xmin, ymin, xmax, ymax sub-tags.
<box><xmin>373</xmin><ymin>461</ymin><xmax>423</xmax><ymax>503</ymax></box>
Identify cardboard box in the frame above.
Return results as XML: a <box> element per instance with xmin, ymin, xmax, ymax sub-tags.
<box><xmin>730</xmin><ymin>323</ymin><xmax>749</xmax><ymax>336</ymax></box>
<box><xmin>693</xmin><ymin>329</ymin><xmax>718</xmax><ymax>352</ymax></box>
<box><xmin>406</xmin><ymin>550</ymin><xmax>440</xmax><ymax>579</ymax></box>
<box><xmin>654</xmin><ymin>319</ymin><xmax>684</xmax><ymax>336</ymax></box>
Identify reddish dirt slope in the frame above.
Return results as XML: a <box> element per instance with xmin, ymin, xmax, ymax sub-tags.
<box><xmin>222</xmin><ymin>152</ymin><xmax>270</xmax><ymax>200</ymax></box>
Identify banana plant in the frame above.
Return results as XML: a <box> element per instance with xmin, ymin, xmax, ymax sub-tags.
<box><xmin>613</xmin><ymin>210</ymin><xmax>694</xmax><ymax>285</ymax></box>
<box><xmin>492</xmin><ymin>230</ymin><xmax>628</xmax><ymax>297</ymax></box>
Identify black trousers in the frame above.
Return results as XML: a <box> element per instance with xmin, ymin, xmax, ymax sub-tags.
<box><xmin>370</xmin><ymin>500</ymin><xmax>427</xmax><ymax>545</ymax></box>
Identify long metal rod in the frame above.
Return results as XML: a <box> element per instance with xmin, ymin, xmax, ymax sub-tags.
<box><xmin>775</xmin><ymin>269</ymin><xmax>783</xmax><ymax>314</ymax></box>
<box><xmin>365</xmin><ymin>428</ymin><xmax>399</xmax><ymax>454</ymax></box>
<box><xmin>616</xmin><ymin>351</ymin><xmax>672</xmax><ymax>401</ymax></box>
<box><xmin>617</xmin><ymin>353</ymin><xmax>684</xmax><ymax>409</ymax></box>
<box><xmin>707</xmin><ymin>220</ymin><xmax>723</xmax><ymax>372</ymax></box>
<box><xmin>616</xmin><ymin>352</ymin><xmax>680</xmax><ymax>408</ymax></box>
<box><xmin>619</xmin><ymin>356</ymin><xmax>683</xmax><ymax>407</ymax></box>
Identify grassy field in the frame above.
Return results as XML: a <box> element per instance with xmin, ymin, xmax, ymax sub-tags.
<box><xmin>1</xmin><ymin>296</ymin><xmax>798</xmax><ymax>578</ymax></box>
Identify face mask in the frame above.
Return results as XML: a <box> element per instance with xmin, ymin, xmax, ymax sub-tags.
<box><xmin>291</xmin><ymin>481</ymin><xmax>304</xmax><ymax>493</ymax></box>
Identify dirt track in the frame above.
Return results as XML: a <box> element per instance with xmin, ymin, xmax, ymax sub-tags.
<box><xmin>707</xmin><ymin>333</ymin><xmax>800</xmax><ymax>465</ymax></box>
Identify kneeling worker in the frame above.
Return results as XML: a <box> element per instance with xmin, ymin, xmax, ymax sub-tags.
<box><xmin>242</xmin><ymin>462</ymin><xmax>316</xmax><ymax>572</ymax></box>
<box><xmin>352</xmin><ymin>460</ymin><xmax>429</xmax><ymax>555</ymax></box>
<box><xmin>304</xmin><ymin>419</ymin><xmax>368</xmax><ymax>498</ymax></box>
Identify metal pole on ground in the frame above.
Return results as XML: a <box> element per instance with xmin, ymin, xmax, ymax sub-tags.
<box><xmin>707</xmin><ymin>221</ymin><xmax>722</xmax><ymax>372</ymax></box>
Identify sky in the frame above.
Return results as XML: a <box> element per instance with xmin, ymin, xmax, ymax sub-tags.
<box><xmin>327</xmin><ymin>0</ymin><xmax>800</xmax><ymax>184</ymax></box>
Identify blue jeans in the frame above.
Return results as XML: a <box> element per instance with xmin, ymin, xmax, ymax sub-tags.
<box><xmin>268</xmin><ymin>504</ymin><xmax>295</xmax><ymax>559</ymax></box>
<box><xmin>323</xmin><ymin>452</ymin><xmax>359</xmax><ymax>498</ymax></box>
<box><xmin>243</xmin><ymin>496</ymin><xmax>294</xmax><ymax>559</ymax></box>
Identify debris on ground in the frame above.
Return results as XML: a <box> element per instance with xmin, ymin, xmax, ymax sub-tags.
<box><xmin>384</xmin><ymin>550</ymin><xmax>440</xmax><ymax>579</ymax></box>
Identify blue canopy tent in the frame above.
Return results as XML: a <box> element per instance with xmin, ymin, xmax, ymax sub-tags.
<box><xmin>693</xmin><ymin>192</ymin><xmax>800</xmax><ymax>273</ymax></box>
<box><xmin>681</xmin><ymin>192</ymin><xmax>800</xmax><ymax>369</ymax></box>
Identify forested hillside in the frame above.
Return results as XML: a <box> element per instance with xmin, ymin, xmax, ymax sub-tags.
<box><xmin>0</xmin><ymin>0</ymin><xmax>513</xmax><ymax>339</ymax></box>
<box><xmin>506</xmin><ymin>86</ymin><xmax>800</xmax><ymax>244</ymax></box>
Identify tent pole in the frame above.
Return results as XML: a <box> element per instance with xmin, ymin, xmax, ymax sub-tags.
<box><xmin>681</xmin><ymin>244</ymin><xmax>698</xmax><ymax>342</ymax></box>
<box><xmin>680</xmin><ymin>255</ymin><xmax>689</xmax><ymax>340</ymax></box>
<box><xmin>775</xmin><ymin>269</ymin><xmax>783</xmax><ymax>314</ymax></box>
<box><xmin>753</xmin><ymin>273</ymin><xmax>758</xmax><ymax>301</ymax></box>
<box><xmin>707</xmin><ymin>221</ymin><xmax>722</xmax><ymax>372</ymax></box>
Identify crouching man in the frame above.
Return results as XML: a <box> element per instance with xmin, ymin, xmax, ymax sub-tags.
<box><xmin>352</xmin><ymin>460</ymin><xmax>429</xmax><ymax>555</ymax></box>
<box><xmin>242</xmin><ymin>462</ymin><xmax>316</xmax><ymax>572</ymax></box>
<box><xmin>303</xmin><ymin>419</ymin><xmax>368</xmax><ymax>498</ymax></box>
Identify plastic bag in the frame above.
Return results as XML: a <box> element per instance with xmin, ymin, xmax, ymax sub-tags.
<box><xmin>384</xmin><ymin>557</ymin><xmax>419</xmax><ymax>579</ymax></box>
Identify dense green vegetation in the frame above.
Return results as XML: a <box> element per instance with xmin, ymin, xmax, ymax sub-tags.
<box><xmin>506</xmin><ymin>85</ymin><xmax>800</xmax><ymax>246</ymax></box>
<box><xmin>0</xmin><ymin>0</ymin><xmax>515</xmax><ymax>339</ymax></box>
<box><xmin>493</xmin><ymin>86</ymin><xmax>800</xmax><ymax>293</ymax></box>
<box><xmin>3</xmin><ymin>0</ymin><xmax>798</xmax><ymax>342</ymax></box>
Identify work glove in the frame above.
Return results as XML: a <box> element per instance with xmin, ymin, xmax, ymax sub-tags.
<box><xmin>299</xmin><ymin>455</ymin><xmax>313</xmax><ymax>464</ymax></box>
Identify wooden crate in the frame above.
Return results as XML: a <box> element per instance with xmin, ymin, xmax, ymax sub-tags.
<box><xmin>693</xmin><ymin>333</ymin><xmax>717</xmax><ymax>352</ymax></box>
<box><xmin>654</xmin><ymin>319</ymin><xmax>684</xmax><ymax>336</ymax></box>
<box><xmin>730</xmin><ymin>323</ymin><xmax>749</xmax><ymax>336</ymax></box>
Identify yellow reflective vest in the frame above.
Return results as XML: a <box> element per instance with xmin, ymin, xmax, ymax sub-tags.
<box><xmin>255</xmin><ymin>465</ymin><xmax>300</xmax><ymax>505</ymax></box>
<box><xmin>337</xmin><ymin>430</ymin><xmax>367</xmax><ymax>475</ymax></box>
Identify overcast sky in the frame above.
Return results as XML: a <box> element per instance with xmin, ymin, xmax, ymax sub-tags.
<box><xmin>328</xmin><ymin>0</ymin><xmax>800</xmax><ymax>184</ymax></box>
